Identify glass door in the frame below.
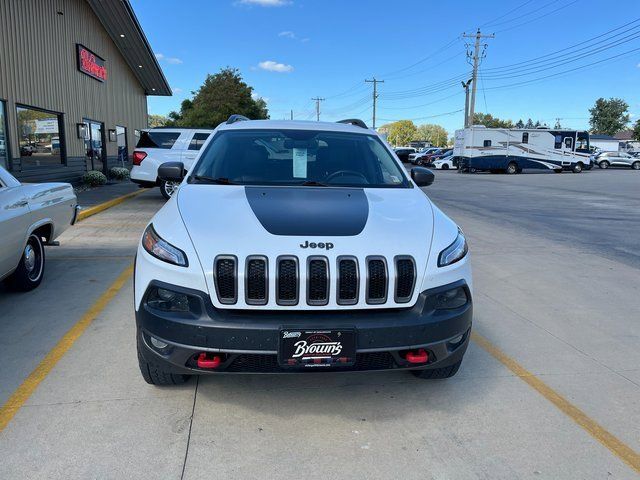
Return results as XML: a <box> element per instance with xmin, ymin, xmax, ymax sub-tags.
<box><xmin>83</xmin><ymin>119</ymin><xmax>106</xmax><ymax>174</ymax></box>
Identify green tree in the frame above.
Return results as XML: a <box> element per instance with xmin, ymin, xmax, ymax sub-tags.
<box><xmin>472</xmin><ymin>112</ymin><xmax>514</xmax><ymax>128</ymax></box>
<box><xmin>589</xmin><ymin>97</ymin><xmax>630</xmax><ymax>136</ymax></box>
<box><xmin>387</xmin><ymin>120</ymin><xmax>417</xmax><ymax>146</ymax></box>
<box><xmin>414</xmin><ymin>123</ymin><xmax>448</xmax><ymax>146</ymax></box>
<box><xmin>525</xmin><ymin>118</ymin><xmax>534</xmax><ymax>128</ymax></box>
<box><xmin>148</xmin><ymin>114</ymin><xmax>169</xmax><ymax>128</ymax></box>
<box><xmin>168</xmin><ymin>67</ymin><xmax>269</xmax><ymax>127</ymax></box>
<box><xmin>515</xmin><ymin>119</ymin><xmax>524</xmax><ymax>129</ymax></box>
<box><xmin>633</xmin><ymin>119</ymin><xmax>640</xmax><ymax>141</ymax></box>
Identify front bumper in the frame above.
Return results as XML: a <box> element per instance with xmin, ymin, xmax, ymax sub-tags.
<box><xmin>136</xmin><ymin>279</ymin><xmax>472</xmax><ymax>374</ymax></box>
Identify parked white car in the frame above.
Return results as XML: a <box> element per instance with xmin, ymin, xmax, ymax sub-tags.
<box><xmin>432</xmin><ymin>157</ymin><xmax>457</xmax><ymax>170</ymax></box>
<box><xmin>0</xmin><ymin>166</ymin><xmax>78</xmax><ymax>290</ymax></box>
<box><xmin>134</xmin><ymin>116</ymin><xmax>472</xmax><ymax>385</ymax></box>
<box><xmin>130</xmin><ymin>128</ymin><xmax>213</xmax><ymax>199</ymax></box>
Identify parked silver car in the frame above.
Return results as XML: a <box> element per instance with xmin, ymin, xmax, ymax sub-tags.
<box><xmin>593</xmin><ymin>151</ymin><xmax>640</xmax><ymax>170</ymax></box>
<box><xmin>0</xmin><ymin>166</ymin><xmax>78</xmax><ymax>290</ymax></box>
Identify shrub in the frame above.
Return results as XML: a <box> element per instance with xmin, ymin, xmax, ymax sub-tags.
<box><xmin>83</xmin><ymin>170</ymin><xmax>107</xmax><ymax>187</ymax></box>
<box><xmin>109</xmin><ymin>166</ymin><xmax>130</xmax><ymax>180</ymax></box>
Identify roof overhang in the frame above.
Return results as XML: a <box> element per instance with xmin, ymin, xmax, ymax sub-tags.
<box><xmin>86</xmin><ymin>0</ymin><xmax>172</xmax><ymax>96</ymax></box>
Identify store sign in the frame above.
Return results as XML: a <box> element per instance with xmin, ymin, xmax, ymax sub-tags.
<box><xmin>35</xmin><ymin>119</ymin><xmax>58</xmax><ymax>134</ymax></box>
<box><xmin>77</xmin><ymin>44</ymin><xmax>107</xmax><ymax>82</ymax></box>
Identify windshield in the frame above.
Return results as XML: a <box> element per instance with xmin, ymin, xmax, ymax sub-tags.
<box><xmin>191</xmin><ymin>129</ymin><xmax>409</xmax><ymax>188</ymax></box>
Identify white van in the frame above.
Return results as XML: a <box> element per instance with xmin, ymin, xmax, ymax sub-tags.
<box><xmin>131</xmin><ymin>128</ymin><xmax>213</xmax><ymax>199</ymax></box>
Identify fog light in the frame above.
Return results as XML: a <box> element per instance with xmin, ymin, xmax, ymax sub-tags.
<box><xmin>434</xmin><ymin>287</ymin><xmax>468</xmax><ymax>310</ymax></box>
<box><xmin>150</xmin><ymin>336</ymin><xmax>169</xmax><ymax>349</ymax></box>
<box><xmin>449</xmin><ymin>334</ymin><xmax>464</xmax><ymax>345</ymax></box>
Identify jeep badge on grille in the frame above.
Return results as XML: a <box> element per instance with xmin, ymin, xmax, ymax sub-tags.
<box><xmin>300</xmin><ymin>241</ymin><xmax>334</xmax><ymax>250</ymax></box>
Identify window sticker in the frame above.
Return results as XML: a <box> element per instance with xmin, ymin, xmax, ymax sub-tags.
<box><xmin>293</xmin><ymin>148</ymin><xmax>308</xmax><ymax>178</ymax></box>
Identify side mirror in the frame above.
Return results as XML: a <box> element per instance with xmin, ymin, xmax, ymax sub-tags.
<box><xmin>158</xmin><ymin>162</ymin><xmax>185</xmax><ymax>182</ymax></box>
<box><xmin>411</xmin><ymin>167</ymin><xmax>435</xmax><ymax>187</ymax></box>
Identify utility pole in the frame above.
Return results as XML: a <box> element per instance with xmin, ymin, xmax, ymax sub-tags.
<box><xmin>291</xmin><ymin>109</ymin><xmax>293</xmax><ymax>120</ymax></box>
<box><xmin>311</xmin><ymin>97</ymin><xmax>325</xmax><ymax>121</ymax></box>
<box><xmin>461</xmin><ymin>79</ymin><xmax>472</xmax><ymax>128</ymax></box>
<box><xmin>365</xmin><ymin>77</ymin><xmax>384</xmax><ymax>129</ymax></box>
<box><xmin>462</xmin><ymin>28</ymin><xmax>494</xmax><ymax>126</ymax></box>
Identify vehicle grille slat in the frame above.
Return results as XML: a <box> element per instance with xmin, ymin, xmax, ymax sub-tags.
<box><xmin>337</xmin><ymin>257</ymin><xmax>359</xmax><ymax>305</ymax></box>
<box><xmin>394</xmin><ymin>256</ymin><xmax>416</xmax><ymax>303</ymax></box>
<box><xmin>245</xmin><ymin>256</ymin><xmax>268</xmax><ymax>305</ymax></box>
<box><xmin>366</xmin><ymin>256</ymin><xmax>388</xmax><ymax>304</ymax></box>
<box><xmin>276</xmin><ymin>256</ymin><xmax>299</xmax><ymax>306</ymax></box>
<box><xmin>214</xmin><ymin>256</ymin><xmax>237</xmax><ymax>304</ymax></box>
<box><xmin>307</xmin><ymin>257</ymin><xmax>329</xmax><ymax>306</ymax></box>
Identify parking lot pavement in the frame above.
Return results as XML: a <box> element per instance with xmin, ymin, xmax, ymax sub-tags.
<box><xmin>1</xmin><ymin>175</ymin><xmax>639</xmax><ymax>479</ymax></box>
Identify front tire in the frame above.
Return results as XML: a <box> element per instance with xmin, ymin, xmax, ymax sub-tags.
<box><xmin>599</xmin><ymin>160</ymin><xmax>610</xmax><ymax>169</ymax></box>
<box><xmin>632</xmin><ymin>161</ymin><xmax>640</xmax><ymax>170</ymax></box>
<box><xmin>159</xmin><ymin>179</ymin><xmax>179</xmax><ymax>200</ymax></box>
<box><xmin>441</xmin><ymin>164</ymin><xmax>449</xmax><ymax>170</ymax></box>
<box><xmin>572</xmin><ymin>162</ymin><xmax>583</xmax><ymax>173</ymax></box>
<box><xmin>410</xmin><ymin>360</ymin><xmax>462</xmax><ymax>379</ymax></box>
<box><xmin>137</xmin><ymin>348</ymin><xmax>190</xmax><ymax>386</ymax></box>
<box><xmin>6</xmin><ymin>234</ymin><xmax>45</xmax><ymax>291</ymax></box>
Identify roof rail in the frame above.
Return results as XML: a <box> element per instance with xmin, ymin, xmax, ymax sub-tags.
<box><xmin>226</xmin><ymin>114</ymin><xmax>250</xmax><ymax>125</ymax></box>
<box><xmin>337</xmin><ymin>118</ymin><xmax>368</xmax><ymax>129</ymax></box>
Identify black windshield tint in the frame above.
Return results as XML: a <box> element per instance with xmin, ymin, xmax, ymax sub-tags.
<box><xmin>191</xmin><ymin>129</ymin><xmax>409</xmax><ymax>187</ymax></box>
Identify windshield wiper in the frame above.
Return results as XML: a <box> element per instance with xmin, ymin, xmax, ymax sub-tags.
<box><xmin>191</xmin><ymin>175</ymin><xmax>237</xmax><ymax>185</ymax></box>
<box><xmin>299</xmin><ymin>180</ymin><xmax>329</xmax><ymax>187</ymax></box>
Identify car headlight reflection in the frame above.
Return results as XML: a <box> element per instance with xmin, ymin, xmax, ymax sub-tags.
<box><xmin>142</xmin><ymin>224</ymin><xmax>188</xmax><ymax>267</ymax></box>
<box><xmin>438</xmin><ymin>229</ymin><xmax>468</xmax><ymax>267</ymax></box>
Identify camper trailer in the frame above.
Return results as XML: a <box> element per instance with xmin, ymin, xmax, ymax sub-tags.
<box><xmin>453</xmin><ymin>126</ymin><xmax>592</xmax><ymax>174</ymax></box>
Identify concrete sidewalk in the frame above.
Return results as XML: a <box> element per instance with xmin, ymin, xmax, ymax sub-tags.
<box><xmin>76</xmin><ymin>181</ymin><xmax>143</xmax><ymax>209</ymax></box>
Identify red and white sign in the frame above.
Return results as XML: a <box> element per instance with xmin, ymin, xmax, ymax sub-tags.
<box><xmin>77</xmin><ymin>44</ymin><xmax>107</xmax><ymax>82</ymax></box>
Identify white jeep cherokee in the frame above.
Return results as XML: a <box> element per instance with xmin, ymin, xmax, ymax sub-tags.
<box><xmin>134</xmin><ymin>116</ymin><xmax>472</xmax><ymax>384</ymax></box>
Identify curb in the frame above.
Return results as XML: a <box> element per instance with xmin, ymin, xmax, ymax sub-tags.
<box><xmin>77</xmin><ymin>188</ymin><xmax>148</xmax><ymax>222</ymax></box>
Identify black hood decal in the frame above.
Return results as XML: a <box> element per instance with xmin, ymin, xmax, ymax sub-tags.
<box><xmin>245</xmin><ymin>186</ymin><xmax>368</xmax><ymax>236</ymax></box>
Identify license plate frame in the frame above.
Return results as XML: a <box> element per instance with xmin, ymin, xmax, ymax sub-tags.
<box><xmin>278</xmin><ymin>328</ymin><xmax>356</xmax><ymax>368</ymax></box>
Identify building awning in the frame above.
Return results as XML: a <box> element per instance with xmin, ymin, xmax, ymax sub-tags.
<box><xmin>86</xmin><ymin>0</ymin><xmax>172</xmax><ymax>96</ymax></box>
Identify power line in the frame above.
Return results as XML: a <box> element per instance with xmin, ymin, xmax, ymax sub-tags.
<box><xmin>479</xmin><ymin>0</ymin><xmax>535</xmax><ymax>28</ymax></box>
<box><xmin>377</xmin><ymin>109</ymin><xmax>464</xmax><ymax>124</ymax></box>
<box><xmin>495</xmin><ymin>0</ymin><xmax>580</xmax><ymax>33</ymax></box>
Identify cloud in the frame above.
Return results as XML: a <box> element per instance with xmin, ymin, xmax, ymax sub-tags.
<box><xmin>172</xmin><ymin>87</ymin><xmax>183</xmax><ymax>94</ymax></box>
<box><xmin>238</xmin><ymin>0</ymin><xmax>290</xmax><ymax>6</ymax></box>
<box><xmin>278</xmin><ymin>31</ymin><xmax>309</xmax><ymax>42</ymax></box>
<box><xmin>155</xmin><ymin>53</ymin><xmax>183</xmax><ymax>65</ymax></box>
<box><xmin>258</xmin><ymin>60</ymin><xmax>294</xmax><ymax>73</ymax></box>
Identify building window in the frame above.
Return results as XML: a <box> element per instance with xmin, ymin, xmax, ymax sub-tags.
<box><xmin>188</xmin><ymin>132</ymin><xmax>210</xmax><ymax>150</ymax></box>
<box><xmin>522</xmin><ymin>132</ymin><xmax>528</xmax><ymax>144</ymax></box>
<box><xmin>0</xmin><ymin>100</ymin><xmax>8</xmax><ymax>169</ymax></box>
<box><xmin>16</xmin><ymin>105</ymin><xmax>65</xmax><ymax>167</ymax></box>
<box><xmin>136</xmin><ymin>131</ymin><xmax>180</xmax><ymax>149</ymax></box>
<box><xmin>483</xmin><ymin>140</ymin><xmax>492</xmax><ymax>147</ymax></box>
<box><xmin>116</xmin><ymin>125</ymin><xmax>128</xmax><ymax>165</ymax></box>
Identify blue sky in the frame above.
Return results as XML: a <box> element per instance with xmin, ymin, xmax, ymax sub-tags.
<box><xmin>133</xmin><ymin>0</ymin><xmax>640</xmax><ymax>136</ymax></box>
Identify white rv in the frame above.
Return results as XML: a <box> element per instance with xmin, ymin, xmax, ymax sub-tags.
<box><xmin>453</xmin><ymin>126</ymin><xmax>592</xmax><ymax>174</ymax></box>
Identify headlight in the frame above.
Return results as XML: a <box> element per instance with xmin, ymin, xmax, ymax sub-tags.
<box><xmin>438</xmin><ymin>229</ymin><xmax>468</xmax><ymax>267</ymax></box>
<box><xmin>146</xmin><ymin>287</ymin><xmax>192</xmax><ymax>312</ymax></box>
<box><xmin>434</xmin><ymin>286</ymin><xmax>468</xmax><ymax>310</ymax></box>
<box><xmin>142</xmin><ymin>224</ymin><xmax>188</xmax><ymax>267</ymax></box>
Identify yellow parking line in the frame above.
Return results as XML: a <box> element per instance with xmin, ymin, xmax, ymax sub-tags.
<box><xmin>0</xmin><ymin>264</ymin><xmax>134</xmax><ymax>433</ymax></box>
<box><xmin>472</xmin><ymin>332</ymin><xmax>640</xmax><ymax>474</ymax></box>
<box><xmin>77</xmin><ymin>188</ymin><xmax>147</xmax><ymax>222</ymax></box>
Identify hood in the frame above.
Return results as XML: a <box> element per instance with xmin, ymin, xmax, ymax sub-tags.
<box><xmin>176</xmin><ymin>184</ymin><xmax>435</xmax><ymax>308</ymax></box>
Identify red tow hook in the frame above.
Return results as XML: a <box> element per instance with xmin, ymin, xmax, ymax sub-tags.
<box><xmin>197</xmin><ymin>352</ymin><xmax>222</xmax><ymax>369</ymax></box>
<box><xmin>405</xmin><ymin>349</ymin><xmax>429</xmax><ymax>364</ymax></box>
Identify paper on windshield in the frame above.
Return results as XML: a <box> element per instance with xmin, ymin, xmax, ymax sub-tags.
<box><xmin>293</xmin><ymin>148</ymin><xmax>308</xmax><ymax>178</ymax></box>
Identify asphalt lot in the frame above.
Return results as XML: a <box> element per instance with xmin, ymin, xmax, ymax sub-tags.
<box><xmin>1</xmin><ymin>171</ymin><xmax>639</xmax><ymax>479</ymax></box>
